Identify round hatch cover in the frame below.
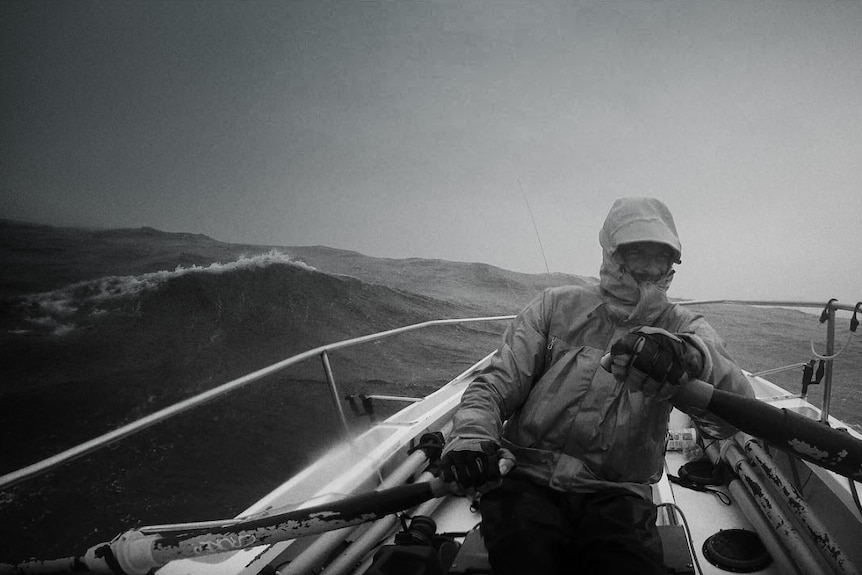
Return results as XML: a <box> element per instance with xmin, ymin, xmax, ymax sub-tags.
<box><xmin>702</xmin><ymin>529</ymin><xmax>771</xmax><ymax>572</ymax></box>
<box><xmin>678</xmin><ymin>459</ymin><xmax>722</xmax><ymax>485</ymax></box>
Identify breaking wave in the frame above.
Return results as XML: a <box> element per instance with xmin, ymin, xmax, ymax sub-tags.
<box><xmin>8</xmin><ymin>251</ymin><xmax>314</xmax><ymax>335</ymax></box>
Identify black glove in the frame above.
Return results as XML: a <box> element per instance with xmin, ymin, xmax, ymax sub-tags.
<box><xmin>608</xmin><ymin>327</ymin><xmax>704</xmax><ymax>397</ymax></box>
<box><xmin>436</xmin><ymin>441</ymin><xmax>501</xmax><ymax>489</ymax></box>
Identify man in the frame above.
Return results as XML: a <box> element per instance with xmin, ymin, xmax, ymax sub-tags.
<box><xmin>436</xmin><ymin>197</ymin><xmax>754</xmax><ymax>574</ymax></box>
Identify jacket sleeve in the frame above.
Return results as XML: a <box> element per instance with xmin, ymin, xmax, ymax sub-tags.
<box><xmin>444</xmin><ymin>290</ymin><xmax>550</xmax><ymax>455</ymax></box>
<box><xmin>674</xmin><ymin>313</ymin><xmax>756</xmax><ymax>439</ymax></box>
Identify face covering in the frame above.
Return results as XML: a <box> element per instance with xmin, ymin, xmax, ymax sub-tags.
<box><xmin>597</xmin><ymin>198</ymin><xmax>681</xmax><ymax>323</ymax></box>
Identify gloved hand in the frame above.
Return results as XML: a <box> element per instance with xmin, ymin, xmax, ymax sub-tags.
<box><xmin>605</xmin><ymin>326</ymin><xmax>704</xmax><ymax>399</ymax></box>
<box><xmin>435</xmin><ymin>441</ymin><xmax>515</xmax><ymax>497</ymax></box>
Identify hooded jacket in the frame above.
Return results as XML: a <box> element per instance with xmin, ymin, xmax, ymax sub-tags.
<box><xmin>445</xmin><ymin>198</ymin><xmax>754</xmax><ymax>500</ymax></box>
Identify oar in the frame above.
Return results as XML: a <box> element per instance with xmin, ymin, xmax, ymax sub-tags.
<box><xmin>671</xmin><ymin>377</ymin><xmax>862</xmax><ymax>481</ymax></box>
<box><xmin>0</xmin><ymin>478</ymin><xmax>450</xmax><ymax>575</ymax></box>
<box><xmin>599</xmin><ymin>350</ymin><xmax>862</xmax><ymax>482</ymax></box>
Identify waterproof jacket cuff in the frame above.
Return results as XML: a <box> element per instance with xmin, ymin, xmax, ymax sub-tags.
<box><xmin>442</xmin><ymin>437</ymin><xmax>495</xmax><ymax>457</ymax></box>
<box><xmin>676</xmin><ymin>333</ymin><xmax>712</xmax><ymax>380</ymax></box>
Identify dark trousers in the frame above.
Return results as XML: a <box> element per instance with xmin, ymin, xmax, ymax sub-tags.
<box><xmin>479</xmin><ymin>477</ymin><xmax>666</xmax><ymax>575</ymax></box>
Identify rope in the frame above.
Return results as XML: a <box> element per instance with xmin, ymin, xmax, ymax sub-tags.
<box><xmin>668</xmin><ymin>474</ymin><xmax>732</xmax><ymax>505</ymax></box>
<box><xmin>810</xmin><ymin>329</ymin><xmax>853</xmax><ymax>360</ymax></box>
<box><xmin>810</xmin><ymin>299</ymin><xmax>858</xmax><ymax>360</ymax></box>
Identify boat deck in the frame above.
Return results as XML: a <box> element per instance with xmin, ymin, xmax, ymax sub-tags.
<box><xmin>155</xmin><ymin>368</ymin><xmax>862</xmax><ymax>575</ymax></box>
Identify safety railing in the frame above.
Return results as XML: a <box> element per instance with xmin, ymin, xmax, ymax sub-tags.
<box><xmin>0</xmin><ymin>315</ymin><xmax>515</xmax><ymax>491</ymax></box>
<box><xmin>3</xmin><ymin>297</ymin><xmax>858</xmax><ymax>491</ymax></box>
<box><xmin>679</xmin><ymin>298</ymin><xmax>861</xmax><ymax>423</ymax></box>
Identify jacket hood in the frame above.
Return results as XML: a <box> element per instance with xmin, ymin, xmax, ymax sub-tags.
<box><xmin>598</xmin><ymin>197</ymin><xmax>682</xmax><ymax>322</ymax></box>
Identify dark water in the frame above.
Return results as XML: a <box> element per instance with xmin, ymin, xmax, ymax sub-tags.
<box><xmin>0</xmin><ymin>258</ymin><xmax>499</xmax><ymax>562</ymax></box>
<box><xmin>0</xmin><ymin>375</ymin><xmax>431</xmax><ymax>562</ymax></box>
<box><xmin>1</xmin><ymin>256</ymin><xmax>859</xmax><ymax>564</ymax></box>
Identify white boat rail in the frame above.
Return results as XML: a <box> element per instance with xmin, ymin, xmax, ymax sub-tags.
<box><xmin>678</xmin><ymin>298</ymin><xmax>861</xmax><ymax>422</ymax></box>
<box><xmin>2</xmin><ymin>297</ymin><xmax>857</xmax><ymax>492</ymax></box>
<box><xmin>0</xmin><ymin>315</ymin><xmax>515</xmax><ymax>490</ymax></box>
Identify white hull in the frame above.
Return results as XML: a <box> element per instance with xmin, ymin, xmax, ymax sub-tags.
<box><xmin>157</xmin><ymin>357</ymin><xmax>862</xmax><ymax>575</ymax></box>
<box><xmin>5</xmin><ymin>306</ymin><xmax>859</xmax><ymax>575</ymax></box>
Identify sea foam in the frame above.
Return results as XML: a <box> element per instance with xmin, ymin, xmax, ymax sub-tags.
<box><xmin>14</xmin><ymin>250</ymin><xmax>314</xmax><ymax>335</ymax></box>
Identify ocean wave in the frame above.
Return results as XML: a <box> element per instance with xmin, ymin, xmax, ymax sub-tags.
<box><xmin>10</xmin><ymin>251</ymin><xmax>314</xmax><ymax>335</ymax></box>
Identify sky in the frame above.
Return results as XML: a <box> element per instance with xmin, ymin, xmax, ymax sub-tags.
<box><xmin>1</xmin><ymin>1</ymin><xmax>860</xmax><ymax>305</ymax></box>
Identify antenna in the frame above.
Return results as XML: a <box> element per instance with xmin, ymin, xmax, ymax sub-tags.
<box><xmin>517</xmin><ymin>179</ymin><xmax>552</xmax><ymax>279</ymax></box>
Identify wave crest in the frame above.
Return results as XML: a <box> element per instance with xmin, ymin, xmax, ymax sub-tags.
<box><xmin>9</xmin><ymin>250</ymin><xmax>313</xmax><ymax>335</ymax></box>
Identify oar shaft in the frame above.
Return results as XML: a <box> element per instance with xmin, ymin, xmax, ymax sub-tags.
<box><xmin>1</xmin><ymin>478</ymin><xmax>448</xmax><ymax>575</ymax></box>
<box><xmin>147</xmin><ymin>478</ymin><xmax>445</xmax><ymax>566</ymax></box>
<box><xmin>674</xmin><ymin>379</ymin><xmax>862</xmax><ymax>481</ymax></box>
